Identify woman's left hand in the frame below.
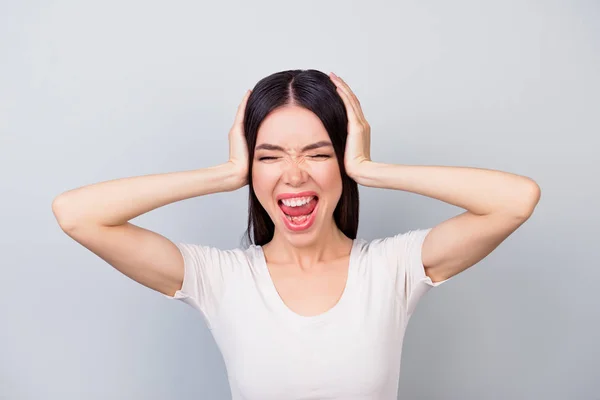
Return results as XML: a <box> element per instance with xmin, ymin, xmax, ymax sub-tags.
<box><xmin>329</xmin><ymin>72</ymin><xmax>372</xmax><ymax>180</ymax></box>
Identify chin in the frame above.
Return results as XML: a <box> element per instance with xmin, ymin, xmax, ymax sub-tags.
<box><xmin>280</xmin><ymin>228</ymin><xmax>321</xmax><ymax>248</ymax></box>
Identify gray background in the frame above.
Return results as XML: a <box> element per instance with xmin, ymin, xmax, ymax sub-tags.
<box><xmin>1</xmin><ymin>0</ymin><xmax>598</xmax><ymax>399</ymax></box>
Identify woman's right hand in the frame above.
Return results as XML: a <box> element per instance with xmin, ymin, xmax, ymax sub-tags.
<box><xmin>227</xmin><ymin>90</ymin><xmax>252</xmax><ymax>188</ymax></box>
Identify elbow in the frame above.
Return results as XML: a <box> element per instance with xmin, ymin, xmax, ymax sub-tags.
<box><xmin>52</xmin><ymin>194</ymin><xmax>77</xmax><ymax>231</ymax></box>
<box><xmin>52</xmin><ymin>195</ymin><xmax>65</xmax><ymax>221</ymax></box>
<box><xmin>514</xmin><ymin>180</ymin><xmax>541</xmax><ymax>220</ymax></box>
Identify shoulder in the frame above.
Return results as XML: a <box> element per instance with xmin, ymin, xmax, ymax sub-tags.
<box><xmin>176</xmin><ymin>242</ymin><xmax>256</xmax><ymax>270</ymax></box>
<box><xmin>355</xmin><ymin>228</ymin><xmax>432</xmax><ymax>260</ymax></box>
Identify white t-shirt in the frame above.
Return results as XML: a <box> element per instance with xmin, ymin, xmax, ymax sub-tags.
<box><xmin>164</xmin><ymin>228</ymin><xmax>448</xmax><ymax>400</ymax></box>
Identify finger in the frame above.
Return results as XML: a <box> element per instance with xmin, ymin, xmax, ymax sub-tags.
<box><xmin>335</xmin><ymin>84</ymin><xmax>362</xmax><ymax>125</ymax></box>
<box><xmin>234</xmin><ymin>90</ymin><xmax>252</xmax><ymax>126</ymax></box>
<box><xmin>329</xmin><ymin>73</ymin><xmax>366</xmax><ymax>120</ymax></box>
<box><xmin>331</xmin><ymin>73</ymin><xmax>359</xmax><ymax>104</ymax></box>
<box><xmin>337</xmin><ymin>77</ymin><xmax>366</xmax><ymax>120</ymax></box>
<box><xmin>329</xmin><ymin>73</ymin><xmax>360</xmax><ymax>116</ymax></box>
<box><xmin>333</xmin><ymin>81</ymin><xmax>363</xmax><ymax>124</ymax></box>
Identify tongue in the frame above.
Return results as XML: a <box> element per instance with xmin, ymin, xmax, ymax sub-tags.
<box><xmin>279</xmin><ymin>198</ymin><xmax>318</xmax><ymax>217</ymax></box>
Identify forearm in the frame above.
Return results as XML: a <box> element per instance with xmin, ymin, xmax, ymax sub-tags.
<box><xmin>352</xmin><ymin>162</ymin><xmax>540</xmax><ymax>217</ymax></box>
<box><xmin>52</xmin><ymin>162</ymin><xmax>244</xmax><ymax>228</ymax></box>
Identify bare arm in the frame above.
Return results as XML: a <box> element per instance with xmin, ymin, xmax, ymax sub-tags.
<box><xmin>52</xmin><ymin>164</ymin><xmax>244</xmax><ymax>229</ymax></box>
<box><xmin>330</xmin><ymin>73</ymin><xmax>541</xmax><ymax>284</ymax></box>
<box><xmin>52</xmin><ymin>164</ymin><xmax>245</xmax><ymax>297</ymax></box>
<box><xmin>52</xmin><ymin>90</ymin><xmax>252</xmax><ymax>297</ymax></box>
<box><xmin>350</xmin><ymin>162</ymin><xmax>540</xmax><ymax>282</ymax></box>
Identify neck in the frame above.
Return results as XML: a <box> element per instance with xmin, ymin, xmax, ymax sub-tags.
<box><xmin>265</xmin><ymin>220</ymin><xmax>352</xmax><ymax>270</ymax></box>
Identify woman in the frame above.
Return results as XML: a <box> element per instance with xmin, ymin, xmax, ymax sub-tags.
<box><xmin>52</xmin><ymin>69</ymin><xmax>541</xmax><ymax>399</ymax></box>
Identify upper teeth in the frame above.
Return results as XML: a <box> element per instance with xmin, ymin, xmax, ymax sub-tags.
<box><xmin>281</xmin><ymin>196</ymin><xmax>314</xmax><ymax>207</ymax></box>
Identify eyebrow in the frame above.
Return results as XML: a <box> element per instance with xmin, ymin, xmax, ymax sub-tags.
<box><xmin>255</xmin><ymin>140</ymin><xmax>333</xmax><ymax>152</ymax></box>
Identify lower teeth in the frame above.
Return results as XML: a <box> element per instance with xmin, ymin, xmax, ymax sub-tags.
<box><xmin>286</xmin><ymin>214</ymin><xmax>310</xmax><ymax>224</ymax></box>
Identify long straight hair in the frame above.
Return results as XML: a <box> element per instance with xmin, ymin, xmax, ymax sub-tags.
<box><xmin>243</xmin><ymin>69</ymin><xmax>359</xmax><ymax>246</ymax></box>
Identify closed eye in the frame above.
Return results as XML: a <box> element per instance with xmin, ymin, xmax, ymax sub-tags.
<box><xmin>258</xmin><ymin>154</ymin><xmax>331</xmax><ymax>162</ymax></box>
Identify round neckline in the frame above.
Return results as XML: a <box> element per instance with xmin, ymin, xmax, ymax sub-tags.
<box><xmin>253</xmin><ymin>239</ymin><xmax>362</xmax><ymax>325</ymax></box>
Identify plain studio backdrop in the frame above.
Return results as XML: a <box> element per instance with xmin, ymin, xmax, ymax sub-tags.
<box><xmin>1</xmin><ymin>0</ymin><xmax>598</xmax><ymax>399</ymax></box>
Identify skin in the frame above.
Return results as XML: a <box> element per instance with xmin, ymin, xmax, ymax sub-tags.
<box><xmin>252</xmin><ymin>105</ymin><xmax>353</xmax><ymax>270</ymax></box>
<box><xmin>235</xmin><ymin>72</ymin><xmax>541</xmax><ymax>284</ymax></box>
<box><xmin>51</xmin><ymin>71</ymin><xmax>541</xmax><ymax>303</ymax></box>
<box><xmin>329</xmin><ymin>72</ymin><xmax>541</xmax><ymax>283</ymax></box>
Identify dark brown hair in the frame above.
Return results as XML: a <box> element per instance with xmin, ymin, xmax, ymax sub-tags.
<box><xmin>243</xmin><ymin>69</ymin><xmax>359</xmax><ymax>246</ymax></box>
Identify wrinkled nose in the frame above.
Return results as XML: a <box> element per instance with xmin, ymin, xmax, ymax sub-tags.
<box><xmin>282</xmin><ymin>159</ymin><xmax>308</xmax><ymax>187</ymax></box>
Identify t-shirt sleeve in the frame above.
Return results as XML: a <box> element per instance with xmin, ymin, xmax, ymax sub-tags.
<box><xmin>162</xmin><ymin>243</ymin><xmax>236</xmax><ymax>329</ymax></box>
<box><xmin>375</xmin><ymin>228</ymin><xmax>451</xmax><ymax>318</ymax></box>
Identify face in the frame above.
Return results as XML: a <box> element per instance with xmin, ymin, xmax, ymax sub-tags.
<box><xmin>252</xmin><ymin>105</ymin><xmax>343</xmax><ymax>246</ymax></box>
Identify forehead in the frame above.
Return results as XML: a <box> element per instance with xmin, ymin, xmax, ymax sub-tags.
<box><xmin>256</xmin><ymin>105</ymin><xmax>329</xmax><ymax>148</ymax></box>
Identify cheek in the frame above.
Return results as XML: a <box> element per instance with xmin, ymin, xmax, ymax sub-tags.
<box><xmin>251</xmin><ymin>163</ymin><xmax>278</xmax><ymax>203</ymax></box>
<box><xmin>314</xmin><ymin>163</ymin><xmax>343</xmax><ymax>195</ymax></box>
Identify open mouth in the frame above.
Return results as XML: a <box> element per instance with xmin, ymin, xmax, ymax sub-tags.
<box><xmin>277</xmin><ymin>195</ymin><xmax>319</xmax><ymax>230</ymax></box>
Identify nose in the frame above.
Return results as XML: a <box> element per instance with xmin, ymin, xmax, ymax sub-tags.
<box><xmin>282</xmin><ymin>158</ymin><xmax>308</xmax><ymax>187</ymax></box>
